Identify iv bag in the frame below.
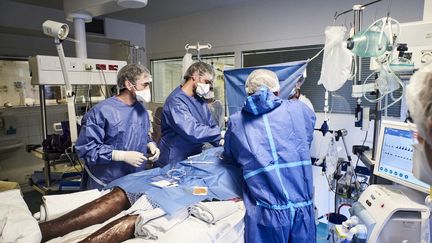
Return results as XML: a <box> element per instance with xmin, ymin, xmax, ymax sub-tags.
<box><xmin>318</xmin><ymin>26</ymin><xmax>353</xmax><ymax>91</ymax></box>
<box><xmin>375</xmin><ymin>68</ymin><xmax>400</xmax><ymax>94</ymax></box>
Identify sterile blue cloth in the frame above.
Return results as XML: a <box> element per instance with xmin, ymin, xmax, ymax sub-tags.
<box><xmin>223</xmin><ymin>87</ymin><xmax>317</xmax><ymax>243</ymax></box>
<box><xmin>224</xmin><ymin>61</ymin><xmax>308</xmax><ymax>115</ymax></box>
<box><xmin>157</xmin><ymin>86</ymin><xmax>221</xmax><ymax>167</ymax></box>
<box><xmin>107</xmin><ymin>147</ymin><xmax>242</xmax><ymax>215</ymax></box>
<box><xmin>76</xmin><ymin>97</ymin><xmax>151</xmax><ymax>190</ymax></box>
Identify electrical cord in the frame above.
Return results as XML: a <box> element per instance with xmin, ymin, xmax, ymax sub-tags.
<box><xmin>348</xmin><ymin>131</ymin><xmax>369</xmax><ymax>197</ymax></box>
<box><xmin>64</xmin><ymin>146</ymin><xmax>83</xmax><ymax>173</ymax></box>
<box><xmin>99</xmin><ymin>69</ymin><xmax>109</xmax><ymax>98</ymax></box>
<box><xmin>323</xmin><ymin>162</ymin><xmax>349</xmax><ymax>197</ymax></box>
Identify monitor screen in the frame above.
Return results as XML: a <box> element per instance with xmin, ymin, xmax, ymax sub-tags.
<box><xmin>374</xmin><ymin>120</ymin><xmax>429</xmax><ymax>193</ymax></box>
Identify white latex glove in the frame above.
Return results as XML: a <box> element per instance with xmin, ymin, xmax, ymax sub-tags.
<box><xmin>221</xmin><ymin>130</ymin><xmax>226</xmax><ymax>139</ymax></box>
<box><xmin>219</xmin><ymin>139</ymin><xmax>225</xmax><ymax>146</ymax></box>
<box><xmin>147</xmin><ymin>142</ymin><xmax>160</xmax><ymax>162</ymax></box>
<box><xmin>112</xmin><ymin>150</ymin><xmax>146</xmax><ymax>167</ymax></box>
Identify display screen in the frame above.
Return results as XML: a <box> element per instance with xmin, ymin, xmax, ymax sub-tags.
<box><xmin>377</xmin><ymin>127</ymin><xmax>429</xmax><ymax>189</ymax></box>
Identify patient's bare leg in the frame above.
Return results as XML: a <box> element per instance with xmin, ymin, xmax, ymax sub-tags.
<box><xmin>39</xmin><ymin>187</ymin><xmax>131</xmax><ymax>242</ymax></box>
<box><xmin>79</xmin><ymin>214</ymin><xmax>138</xmax><ymax>243</ymax></box>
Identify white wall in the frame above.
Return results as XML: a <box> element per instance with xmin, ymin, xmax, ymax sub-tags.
<box><xmin>146</xmin><ymin>0</ymin><xmax>424</xmax><ymax>65</ymax></box>
<box><xmin>105</xmin><ymin>18</ymin><xmax>147</xmax><ymax>66</ymax></box>
<box><xmin>0</xmin><ymin>106</ymin><xmax>69</xmax><ymax>191</ymax></box>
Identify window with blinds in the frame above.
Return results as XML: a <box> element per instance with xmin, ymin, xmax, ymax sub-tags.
<box><xmin>242</xmin><ymin>45</ymin><xmax>402</xmax><ymax>117</ymax></box>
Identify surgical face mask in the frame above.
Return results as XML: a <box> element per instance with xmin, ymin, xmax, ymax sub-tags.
<box><xmin>203</xmin><ymin>90</ymin><xmax>215</xmax><ymax>100</ymax></box>
<box><xmin>412</xmin><ymin>143</ymin><xmax>432</xmax><ymax>185</ymax></box>
<box><xmin>195</xmin><ymin>83</ymin><xmax>211</xmax><ymax>97</ymax></box>
<box><xmin>135</xmin><ymin>88</ymin><xmax>151</xmax><ymax>103</ymax></box>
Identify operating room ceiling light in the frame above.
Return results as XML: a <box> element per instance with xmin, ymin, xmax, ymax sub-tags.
<box><xmin>116</xmin><ymin>0</ymin><xmax>148</xmax><ymax>8</ymax></box>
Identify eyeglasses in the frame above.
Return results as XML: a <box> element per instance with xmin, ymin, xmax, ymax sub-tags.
<box><xmin>193</xmin><ymin>75</ymin><xmax>213</xmax><ymax>84</ymax></box>
<box><xmin>132</xmin><ymin>76</ymin><xmax>152</xmax><ymax>89</ymax></box>
<box><xmin>134</xmin><ymin>82</ymin><xmax>150</xmax><ymax>89</ymax></box>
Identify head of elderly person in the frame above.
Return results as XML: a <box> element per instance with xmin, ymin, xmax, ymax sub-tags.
<box><xmin>406</xmin><ymin>62</ymin><xmax>432</xmax><ymax>184</ymax></box>
<box><xmin>245</xmin><ymin>69</ymin><xmax>280</xmax><ymax>96</ymax></box>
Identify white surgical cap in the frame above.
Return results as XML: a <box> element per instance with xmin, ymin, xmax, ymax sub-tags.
<box><xmin>406</xmin><ymin>62</ymin><xmax>432</xmax><ymax>144</ymax></box>
<box><xmin>245</xmin><ymin>69</ymin><xmax>280</xmax><ymax>94</ymax></box>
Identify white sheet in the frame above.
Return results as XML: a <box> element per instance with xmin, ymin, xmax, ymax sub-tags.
<box><xmin>0</xmin><ymin>189</ymin><xmax>41</xmax><ymax>243</ymax></box>
<box><xmin>35</xmin><ymin>189</ymin><xmax>108</xmax><ymax>222</ymax></box>
<box><xmin>49</xmin><ymin>201</ymin><xmax>245</xmax><ymax>243</ymax></box>
<box><xmin>9</xmin><ymin>190</ymin><xmax>245</xmax><ymax>243</ymax></box>
<box><xmin>189</xmin><ymin>201</ymin><xmax>239</xmax><ymax>224</ymax></box>
<box><xmin>135</xmin><ymin>209</ymin><xmax>188</xmax><ymax>240</ymax></box>
<box><xmin>126</xmin><ymin>201</ymin><xmax>245</xmax><ymax>243</ymax></box>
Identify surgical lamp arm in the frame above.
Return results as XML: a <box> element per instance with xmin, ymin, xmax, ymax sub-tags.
<box><xmin>54</xmin><ymin>38</ymin><xmax>78</xmax><ymax>146</ymax></box>
<box><xmin>54</xmin><ymin>38</ymin><xmax>73</xmax><ymax>96</ymax></box>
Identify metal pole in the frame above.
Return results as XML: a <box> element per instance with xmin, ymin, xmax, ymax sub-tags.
<box><xmin>73</xmin><ymin>17</ymin><xmax>87</xmax><ymax>58</ymax></box>
<box><xmin>372</xmin><ymin>91</ymin><xmax>382</xmax><ymax>160</ymax></box>
<box><xmin>353</xmin><ymin>5</ymin><xmax>363</xmax><ymax>87</ymax></box>
<box><xmin>39</xmin><ymin>85</ymin><xmax>48</xmax><ymax>140</ymax></box>
<box><xmin>39</xmin><ymin>85</ymin><xmax>51</xmax><ymax>188</ymax></box>
<box><xmin>353</xmin><ymin>5</ymin><xmax>364</xmax><ymax>126</ymax></box>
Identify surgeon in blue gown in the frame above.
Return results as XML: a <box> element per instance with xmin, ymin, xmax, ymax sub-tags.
<box><xmin>76</xmin><ymin>64</ymin><xmax>160</xmax><ymax>190</ymax></box>
<box><xmin>157</xmin><ymin>62</ymin><xmax>222</xmax><ymax>167</ymax></box>
<box><xmin>223</xmin><ymin>69</ymin><xmax>316</xmax><ymax>243</ymax></box>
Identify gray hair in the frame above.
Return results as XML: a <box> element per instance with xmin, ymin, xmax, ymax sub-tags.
<box><xmin>117</xmin><ymin>64</ymin><xmax>150</xmax><ymax>90</ymax></box>
<box><xmin>406</xmin><ymin>62</ymin><xmax>432</xmax><ymax>144</ymax></box>
<box><xmin>183</xmin><ymin>62</ymin><xmax>215</xmax><ymax>82</ymax></box>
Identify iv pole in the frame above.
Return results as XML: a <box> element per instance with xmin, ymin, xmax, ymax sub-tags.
<box><xmin>334</xmin><ymin>0</ymin><xmax>383</xmax><ymax>161</ymax></box>
<box><xmin>185</xmin><ymin>42</ymin><xmax>212</xmax><ymax>61</ymax></box>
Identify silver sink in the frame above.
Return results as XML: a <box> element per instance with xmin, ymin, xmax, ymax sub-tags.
<box><xmin>0</xmin><ymin>139</ymin><xmax>24</xmax><ymax>154</ymax></box>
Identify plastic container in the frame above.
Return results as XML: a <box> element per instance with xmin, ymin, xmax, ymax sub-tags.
<box><xmin>347</xmin><ymin>30</ymin><xmax>389</xmax><ymax>57</ymax></box>
<box><xmin>328</xmin><ymin>213</ymin><xmax>348</xmax><ymax>242</ymax></box>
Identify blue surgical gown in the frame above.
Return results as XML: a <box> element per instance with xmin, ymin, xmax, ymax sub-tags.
<box><xmin>157</xmin><ymin>86</ymin><xmax>221</xmax><ymax>167</ymax></box>
<box><xmin>223</xmin><ymin>87</ymin><xmax>316</xmax><ymax>243</ymax></box>
<box><xmin>75</xmin><ymin>96</ymin><xmax>151</xmax><ymax>190</ymax></box>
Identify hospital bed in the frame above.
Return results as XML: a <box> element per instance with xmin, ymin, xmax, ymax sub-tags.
<box><xmin>0</xmin><ymin>147</ymin><xmax>245</xmax><ymax>242</ymax></box>
<box><xmin>0</xmin><ymin>188</ymin><xmax>245</xmax><ymax>243</ymax></box>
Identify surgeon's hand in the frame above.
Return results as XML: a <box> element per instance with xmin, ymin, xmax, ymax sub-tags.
<box><xmin>112</xmin><ymin>150</ymin><xmax>146</xmax><ymax>167</ymax></box>
<box><xmin>147</xmin><ymin>142</ymin><xmax>160</xmax><ymax>162</ymax></box>
<box><xmin>221</xmin><ymin>130</ymin><xmax>226</xmax><ymax>139</ymax></box>
<box><xmin>219</xmin><ymin>130</ymin><xmax>226</xmax><ymax>146</ymax></box>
